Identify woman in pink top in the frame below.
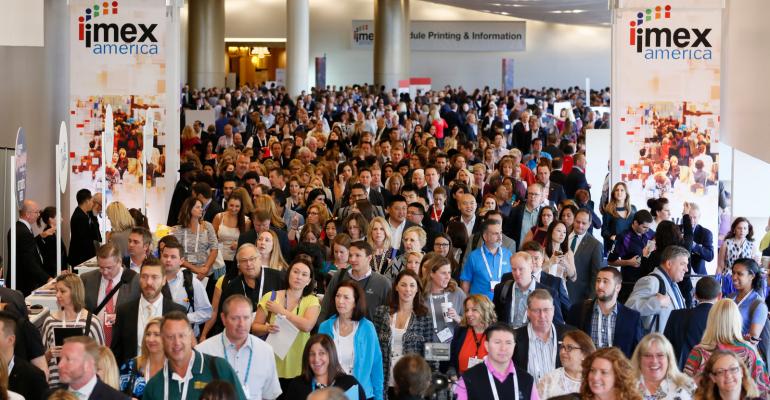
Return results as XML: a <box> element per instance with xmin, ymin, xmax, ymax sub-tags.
<box><xmin>431</xmin><ymin>108</ymin><xmax>448</xmax><ymax>148</ymax></box>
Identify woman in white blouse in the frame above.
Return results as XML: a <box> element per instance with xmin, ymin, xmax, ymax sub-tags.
<box><xmin>537</xmin><ymin>329</ymin><xmax>595</xmax><ymax>398</ymax></box>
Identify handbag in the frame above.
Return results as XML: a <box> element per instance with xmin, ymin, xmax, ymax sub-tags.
<box><xmin>211</xmin><ymin>242</ymin><xmax>226</xmax><ymax>279</ymax></box>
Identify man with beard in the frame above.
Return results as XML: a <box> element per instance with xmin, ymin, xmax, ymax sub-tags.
<box><xmin>110</xmin><ymin>257</ymin><xmax>186</xmax><ymax>366</ymax></box>
<box><xmin>567</xmin><ymin>267</ymin><xmax>642</xmax><ymax>358</ymax></box>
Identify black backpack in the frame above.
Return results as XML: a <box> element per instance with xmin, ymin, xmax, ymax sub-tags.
<box><xmin>749</xmin><ymin>298</ymin><xmax>770</xmax><ymax>365</ymax></box>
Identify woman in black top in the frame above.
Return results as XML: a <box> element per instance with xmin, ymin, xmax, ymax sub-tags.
<box><xmin>35</xmin><ymin>206</ymin><xmax>67</xmax><ymax>278</ymax></box>
<box><xmin>279</xmin><ymin>334</ymin><xmax>366</xmax><ymax>400</ymax></box>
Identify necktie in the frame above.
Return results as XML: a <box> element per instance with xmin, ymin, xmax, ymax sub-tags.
<box><xmin>570</xmin><ymin>235</ymin><xmax>578</xmax><ymax>252</ymax></box>
<box><xmin>145</xmin><ymin>304</ymin><xmax>154</xmax><ymax>321</ymax></box>
<box><xmin>104</xmin><ymin>279</ymin><xmax>114</xmax><ymax>346</ymax></box>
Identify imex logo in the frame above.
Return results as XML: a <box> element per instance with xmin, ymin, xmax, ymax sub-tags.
<box><xmin>628</xmin><ymin>5</ymin><xmax>713</xmax><ymax>60</ymax></box>
<box><xmin>77</xmin><ymin>1</ymin><xmax>159</xmax><ymax>55</ymax></box>
<box><xmin>352</xmin><ymin>23</ymin><xmax>374</xmax><ymax>44</ymax></box>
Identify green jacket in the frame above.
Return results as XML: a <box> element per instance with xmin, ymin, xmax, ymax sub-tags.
<box><xmin>143</xmin><ymin>350</ymin><xmax>246</xmax><ymax>399</ymax></box>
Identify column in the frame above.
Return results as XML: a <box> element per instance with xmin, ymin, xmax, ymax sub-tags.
<box><xmin>188</xmin><ymin>0</ymin><xmax>225</xmax><ymax>88</ymax></box>
<box><xmin>374</xmin><ymin>0</ymin><xmax>410</xmax><ymax>91</ymax></box>
<box><xmin>287</xmin><ymin>0</ymin><xmax>309</xmax><ymax>97</ymax></box>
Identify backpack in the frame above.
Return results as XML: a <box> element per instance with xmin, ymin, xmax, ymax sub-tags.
<box><xmin>647</xmin><ymin>274</ymin><xmax>667</xmax><ymax>333</ymax></box>
<box><xmin>182</xmin><ymin>268</ymin><xmax>196</xmax><ymax>312</ymax></box>
<box><xmin>749</xmin><ymin>298</ymin><xmax>770</xmax><ymax>365</ymax></box>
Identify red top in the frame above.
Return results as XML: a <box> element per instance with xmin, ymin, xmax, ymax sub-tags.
<box><xmin>458</xmin><ymin>329</ymin><xmax>488</xmax><ymax>375</ymax></box>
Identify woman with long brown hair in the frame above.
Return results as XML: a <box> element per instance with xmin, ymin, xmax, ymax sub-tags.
<box><xmin>601</xmin><ymin>182</ymin><xmax>637</xmax><ymax>254</ymax></box>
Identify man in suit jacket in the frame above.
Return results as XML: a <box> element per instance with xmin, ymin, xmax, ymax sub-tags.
<box><xmin>69</xmin><ymin>189</ymin><xmax>101</xmax><ymax>266</ymax></box>
<box><xmin>0</xmin><ymin>312</ymin><xmax>47</xmax><ymax>400</ymax></box>
<box><xmin>535</xmin><ymin>164</ymin><xmax>567</xmax><ymax>206</ymax></box>
<box><xmin>567</xmin><ymin>209</ymin><xmax>605</xmax><ymax>306</ymax></box>
<box><xmin>493</xmin><ymin>252</ymin><xmax>564</xmax><ymax>327</ymax></box>
<box><xmin>110</xmin><ymin>258</ymin><xmax>185</xmax><ymax>367</ymax></box>
<box><xmin>685</xmin><ymin>203</ymin><xmax>715</xmax><ymax>275</ymax></box>
<box><xmin>564</xmin><ymin>153</ymin><xmax>590</xmax><ymax>199</ymax></box>
<box><xmin>518</xmin><ymin>240</ymin><xmax>571</xmax><ymax>313</ymax></box>
<box><xmin>512</xmin><ymin>289</ymin><xmax>572</xmax><ymax>381</ymax></box>
<box><xmin>626</xmin><ymin>245</ymin><xmax>690</xmax><ymax>333</ymax></box>
<box><xmin>567</xmin><ymin>267</ymin><xmax>643</xmax><ymax>358</ymax></box>
<box><xmin>549</xmin><ymin>157</ymin><xmax>568</xmax><ymax>187</ymax></box>
<box><xmin>82</xmin><ymin>243</ymin><xmax>141</xmax><ymax>314</ymax></box>
<box><xmin>7</xmin><ymin>200</ymin><xmax>51</xmax><ymax>296</ymax></box>
<box><xmin>57</xmin><ymin>337</ymin><xmax>129</xmax><ymax>399</ymax></box>
<box><xmin>664</xmin><ymin>276</ymin><xmax>721</xmax><ymax>369</ymax></box>
<box><xmin>193</xmin><ymin>181</ymin><xmax>222</xmax><ymax>223</ymax></box>
<box><xmin>504</xmin><ymin>183</ymin><xmax>544</xmax><ymax>250</ymax></box>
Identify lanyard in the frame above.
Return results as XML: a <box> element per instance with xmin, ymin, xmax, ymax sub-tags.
<box><xmin>163</xmin><ymin>353</ymin><xmax>194</xmax><ymax>400</ymax></box>
<box><xmin>184</xmin><ymin>226</ymin><xmax>200</xmax><ymax>254</ymax></box>
<box><xmin>486</xmin><ymin>362</ymin><xmax>519</xmax><ymax>400</ymax></box>
<box><xmin>428</xmin><ymin>293</ymin><xmax>449</xmax><ymax>333</ymax></box>
<box><xmin>221</xmin><ymin>334</ymin><xmax>253</xmax><ymax>385</ymax></box>
<box><xmin>481</xmin><ymin>246</ymin><xmax>503</xmax><ymax>282</ymax></box>
<box><xmin>62</xmin><ymin>310</ymin><xmax>83</xmax><ymax>328</ymax></box>
<box><xmin>311</xmin><ymin>378</ymin><xmax>335</xmax><ymax>391</ymax></box>
<box><xmin>242</xmin><ymin>268</ymin><xmax>266</xmax><ymax>304</ymax></box>
<box><xmin>471</xmin><ymin>331</ymin><xmax>485</xmax><ymax>357</ymax></box>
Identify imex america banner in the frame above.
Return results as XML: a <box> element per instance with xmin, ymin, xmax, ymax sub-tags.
<box><xmin>611</xmin><ymin>0</ymin><xmax>722</xmax><ymax>273</ymax></box>
<box><xmin>69</xmin><ymin>0</ymin><xmax>170</xmax><ymax>230</ymax></box>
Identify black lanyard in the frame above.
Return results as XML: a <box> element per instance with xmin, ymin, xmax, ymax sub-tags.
<box><xmin>471</xmin><ymin>331</ymin><xmax>485</xmax><ymax>357</ymax></box>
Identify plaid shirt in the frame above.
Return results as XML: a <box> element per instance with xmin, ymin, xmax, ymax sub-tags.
<box><xmin>591</xmin><ymin>302</ymin><xmax>618</xmax><ymax>349</ymax></box>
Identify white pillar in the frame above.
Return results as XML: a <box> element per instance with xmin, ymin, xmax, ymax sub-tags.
<box><xmin>374</xmin><ymin>0</ymin><xmax>410</xmax><ymax>91</ymax></box>
<box><xmin>287</xmin><ymin>0</ymin><xmax>309</xmax><ymax>97</ymax></box>
<box><xmin>188</xmin><ymin>0</ymin><xmax>225</xmax><ymax>88</ymax></box>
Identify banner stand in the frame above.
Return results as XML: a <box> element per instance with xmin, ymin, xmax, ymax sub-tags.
<box><xmin>9</xmin><ymin>155</ymin><xmax>15</xmax><ymax>290</ymax></box>
<box><xmin>55</xmin><ymin>144</ymin><xmax>62</xmax><ymax>275</ymax></box>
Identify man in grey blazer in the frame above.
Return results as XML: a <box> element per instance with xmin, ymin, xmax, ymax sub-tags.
<box><xmin>81</xmin><ymin>244</ymin><xmax>141</xmax><ymax>335</ymax></box>
<box><xmin>625</xmin><ymin>245</ymin><xmax>690</xmax><ymax>333</ymax></box>
<box><xmin>567</xmin><ymin>209</ymin><xmax>604</xmax><ymax>306</ymax></box>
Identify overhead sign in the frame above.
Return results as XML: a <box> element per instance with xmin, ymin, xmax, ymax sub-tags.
<box><xmin>351</xmin><ymin>20</ymin><xmax>526</xmax><ymax>52</ymax></box>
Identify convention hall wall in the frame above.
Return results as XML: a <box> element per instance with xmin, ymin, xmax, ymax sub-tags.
<box><xmin>216</xmin><ymin>0</ymin><xmax>612</xmax><ymax>90</ymax></box>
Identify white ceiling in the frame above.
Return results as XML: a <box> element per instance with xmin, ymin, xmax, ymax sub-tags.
<box><xmin>425</xmin><ymin>0</ymin><xmax>610</xmax><ymax>26</ymax></box>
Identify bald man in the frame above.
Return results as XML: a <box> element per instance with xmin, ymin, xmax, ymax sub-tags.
<box><xmin>8</xmin><ymin>200</ymin><xmax>52</xmax><ymax>295</ymax></box>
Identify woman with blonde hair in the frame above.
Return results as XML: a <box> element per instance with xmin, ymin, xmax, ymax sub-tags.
<box><xmin>41</xmin><ymin>274</ymin><xmax>105</xmax><ymax>386</ymax></box>
<box><xmin>631</xmin><ymin>333</ymin><xmax>695</xmax><ymax>399</ymax></box>
<box><xmin>448</xmin><ymin>294</ymin><xmax>496</xmax><ymax>378</ymax></box>
<box><xmin>385</xmin><ymin>226</ymin><xmax>427</xmax><ymax>281</ymax></box>
<box><xmin>105</xmin><ymin>201</ymin><xmax>135</xmax><ymax>257</ymax></box>
<box><xmin>257</xmin><ymin>230</ymin><xmax>288</xmax><ymax>271</ymax></box>
<box><xmin>693</xmin><ymin>350</ymin><xmax>762</xmax><ymax>400</ymax></box>
<box><xmin>96</xmin><ymin>345</ymin><xmax>120</xmax><ymax>390</ymax></box>
<box><xmin>684</xmin><ymin>299</ymin><xmax>770</xmax><ymax>394</ymax></box>
<box><xmin>119</xmin><ymin>317</ymin><xmax>165</xmax><ymax>398</ymax></box>
<box><xmin>253</xmin><ymin>194</ymin><xmax>286</xmax><ymax>230</ymax></box>
<box><xmin>580</xmin><ymin>347</ymin><xmax>642</xmax><ymax>400</ymax></box>
<box><xmin>367</xmin><ymin>216</ymin><xmax>396</xmax><ymax>275</ymax></box>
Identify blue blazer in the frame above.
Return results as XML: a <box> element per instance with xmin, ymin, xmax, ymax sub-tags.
<box><xmin>664</xmin><ymin>302</ymin><xmax>713</xmax><ymax>370</ymax></box>
<box><xmin>689</xmin><ymin>225</ymin><xmax>715</xmax><ymax>275</ymax></box>
<box><xmin>319</xmin><ymin>316</ymin><xmax>384</xmax><ymax>400</ymax></box>
<box><xmin>568</xmin><ymin>300</ymin><xmax>643</xmax><ymax>358</ymax></box>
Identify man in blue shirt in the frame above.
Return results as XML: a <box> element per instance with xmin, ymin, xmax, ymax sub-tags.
<box><xmin>460</xmin><ymin>219</ymin><xmax>512</xmax><ymax>299</ymax></box>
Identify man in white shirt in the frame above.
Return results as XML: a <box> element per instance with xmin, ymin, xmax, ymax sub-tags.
<box><xmin>197</xmin><ymin>295</ymin><xmax>282</xmax><ymax>400</ymax></box>
<box><xmin>458</xmin><ymin>193</ymin><xmax>478</xmax><ymax>238</ymax></box>
<box><xmin>110</xmin><ymin>257</ymin><xmax>185</xmax><ymax>367</ymax></box>
<box><xmin>58</xmin><ymin>336</ymin><xmax>128</xmax><ymax>399</ymax></box>
<box><xmin>387</xmin><ymin>196</ymin><xmax>409</xmax><ymax>247</ymax></box>
<box><xmin>161</xmin><ymin>240</ymin><xmax>212</xmax><ymax>336</ymax></box>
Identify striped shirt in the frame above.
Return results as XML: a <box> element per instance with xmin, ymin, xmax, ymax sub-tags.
<box><xmin>527</xmin><ymin>323</ymin><xmax>557</xmax><ymax>382</ymax></box>
<box><xmin>41</xmin><ymin>310</ymin><xmax>105</xmax><ymax>387</ymax></box>
<box><xmin>591</xmin><ymin>302</ymin><xmax>618</xmax><ymax>349</ymax></box>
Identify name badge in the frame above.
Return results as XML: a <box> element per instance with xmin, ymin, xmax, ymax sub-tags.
<box><xmin>490</xmin><ymin>280</ymin><xmax>500</xmax><ymax>292</ymax></box>
<box><xmin>437</xmin><ymin>327</ymin><xmax>453</xmax><ymax>343</ymax></box>
<box><xmin>104</xmin><ymin>313</ymin><xmax>116</xmax><ymax>327</ymax></box>
<box><xmin>468</xmin><ymin>356</ymin><xmax>483</xmax><ymax>369</ymax></box>
<box><xmin>194</xmin><ymin>381</ymin><xmax>208</xmax><ymax>389</ymax></box>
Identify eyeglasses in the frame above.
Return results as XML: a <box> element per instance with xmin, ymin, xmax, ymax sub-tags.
<box><xmin>559</xmin><ymin>344</ymin><xmax>582</xmax><ymax>353</ymax></box>
<box><xmin>434</xmin><ymin>243</ymin><xmax>450</xmax><ymax>248</ymax></box>
<box><xmin>711</xmin><ymin>366</ymin><xmax>741</xmax><ymax>378</ymax></box>
<box><xmin>237</xmin><ymin>256</ymin><xmax>259</xmax><ymax>266</ymax></box>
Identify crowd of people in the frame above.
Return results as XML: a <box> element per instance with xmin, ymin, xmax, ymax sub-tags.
<box><xmin>6</xmin><ymin>82</ymin><xmax>766</xmax><ymax>400</ymax></box>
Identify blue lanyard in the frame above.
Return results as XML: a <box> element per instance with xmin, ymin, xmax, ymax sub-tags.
<box><xmin>221</xmin><ymin>334</ymin><xmax>253</xmax><ymax>385</ymax></box>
